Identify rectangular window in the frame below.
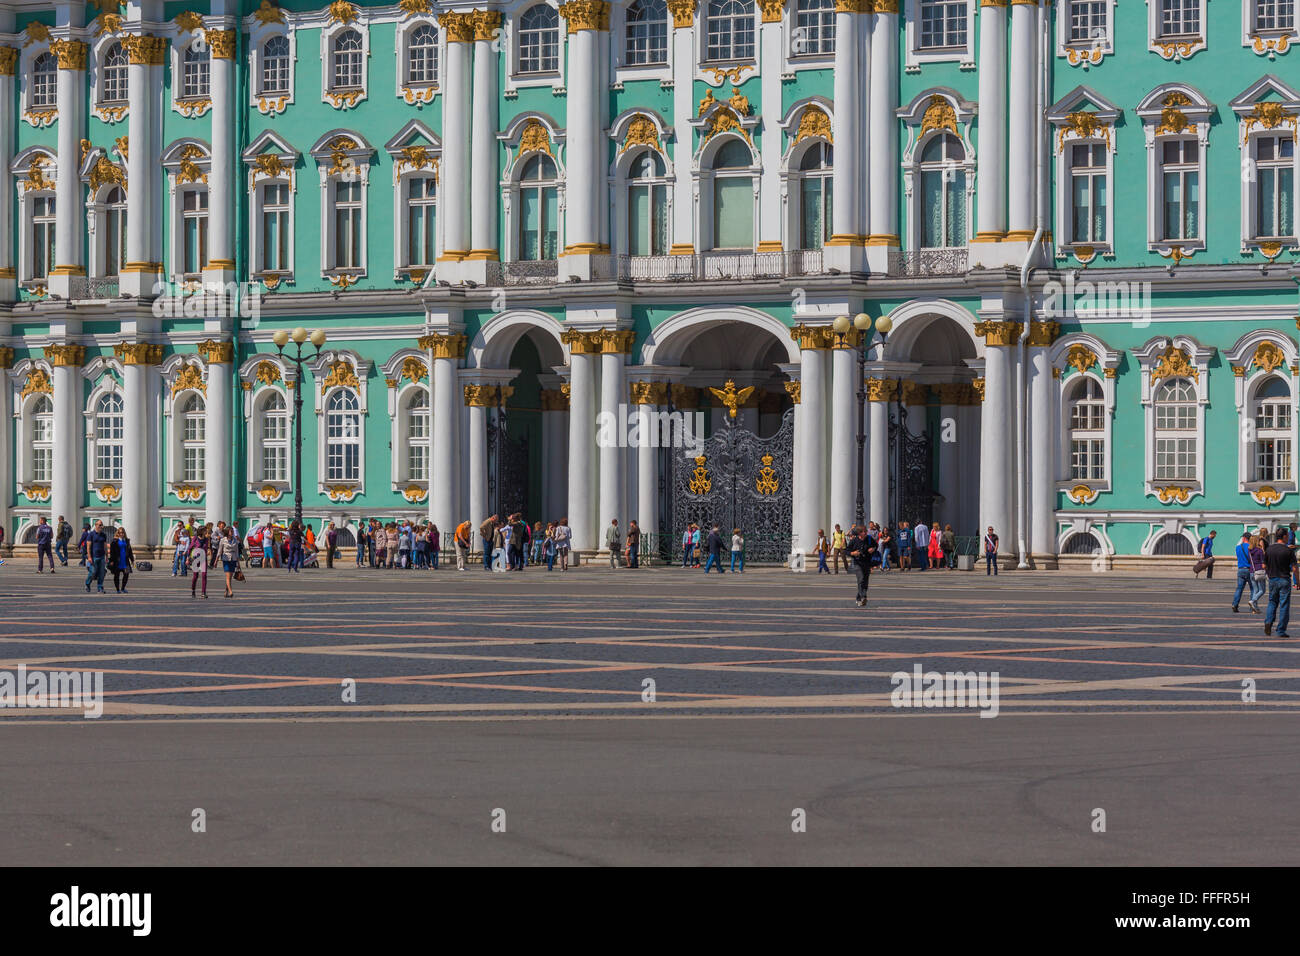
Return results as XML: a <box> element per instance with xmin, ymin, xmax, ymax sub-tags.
<box><xmin>1071</xmin><ymin>439</ymin><xmax>1105</xmax><ymax>481</ymax></box>
<box><xmin>1255</xmin><ymin>135</ymin><xmax>1295</xmax><ymax>240</ymax></box>
<box><xmin>262</xmin><ymin>183</ymin><xmax>290</xmax><ymax>272</ymax></box>
<box><xmin>1160</xmin><ymin>139</ymin><xmax>1199</xmax><ymax>242</ymax></box>
<box><xmin>33</xmin><ymin>447</ymin><xmax>52</xmax><ymax>483</ymax></box>
<box><xmin>1159</xmin><ymin>0</ymin><xmax>1200</xmax><ymax>37</ymax></box>
<box><xmin>714</xmin><ymin>177</ymin><xmax>754</xmax><ymax>249</ymax></box>
<box><xmin>1070</xmin><ymin>143</ymin><xmax>1107</xmax><ymax>244</ymax></box>
<box><xmin>183</xmin><ymin>446</ymin><xmax>205</xmax><ymax>483</ymax></box>
<box><xmin>32</xmin><ymin>195</ymin><xmax>56</xmax><ymax>281</ymax></box>
<box><xmin>334</xmin><ymin>180</ymin><xmax>362</xmax><ymax>269</ymax></box>
<box><xmin>182</xmin><ymin>189</ymin><xmax>209</xmax><ymax>275</ymax></box>
<box><xmin>1256</xmin><ymin>0</ymin><xmax>1294</xmax><ymax>32</ymax></box>
<box><xmin>919</xmin><ymin>0</ymin><xmax>967</xmax><ymax>49</ymax></box>
<box><xmin>105</xmin><ymin>206</ymin><xmax>127</xmax><ymax>277</ymax></box>
<box><xmin>1068</xmin><ymin>0</ymin><xmax>1108</xmax><ymax>44</ymax></box>
<box><xmin>406</xmin><ymin>177</ymin><xmax>436</xmax><ymax>267</ymax></box>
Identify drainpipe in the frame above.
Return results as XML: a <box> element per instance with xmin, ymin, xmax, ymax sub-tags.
<box><xmin>1015</xmin><ymin>4</ymin><xmax>1049</xmax><ymax>570</ymax></box>
<box><xmin>230</xmin><ymin>23</ymin><xmax>247</xmax><ymax>529</ymax></box>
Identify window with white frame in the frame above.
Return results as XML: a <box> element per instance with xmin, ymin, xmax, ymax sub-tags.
<box><xmin>793</xmin><ymin>0</ymin><xmax>835</xmax><ymax>56</ymax></box>
<box><xmin>1158</xmin><ymin>0</ymin><xmax>1200</xmax><ymax>36</ymax></box>
<box><xmin>332</xmin><ymin>29</ymin><xmax>364</xmax><ymax>91</ymax></box>
<box><xmin>1153</xmin><ymin>378</ymin><xmax>1197</xmax><ymax>480</ymax></box>
<box><xmin>30</xmin><ymin>194</ymin><xmax>56</xmax><ymax>282</ymax></box>
<box><xmin>31</xmin><ymin>395</ymin><xmax>53</xmax><ymax>483</ymax></box>
<box><xmin>407</xmin><ymin>24</ymin><xmax>438</xmax><ymax>87</ymax></box>
<box><xmin>181</xmin><ymin>187</ymin><xmax>210</xmax><ymax>277</ymax></box>
<box><xmin>1253</xmin><ymin>377</ymin><xmax>1293</xmax><ymax>482</ymax></box>
<box><xmin>31</xmin><ymin>52</ymin><xmax>56</xmax><ymax>108</ymax></box>
<box><xmin>261</xmin><ymin>35</ymin><xmax>291</xmax><ymax>95</ymax></box>
<box><xmin>102</xmin><ymin>186</ymin><xmax>127</xmax><ymax>277</ymax></box>
<box><xmin>518</xmin><ymin>155</ymin><xmax>559</xmax><ymax>260</ymax></box>
<box><xmin>626</xmin><ymin>0</ymin><xmax>669</xmax><ymax>65</ymax></box>
<box><xmin>1159</xmin><ymin>139</ymin><xmax>1200</xmax><ymax>242</ymax></box>
<box><xmin>1252</xmin><ymin>133</ymin><xmax>1295</xmax><ymax>240</ymax></box>
<box><xmin>626</xmin><ymin>150</ymin><xmax>669</xmax><ymax>256</ymax></box>
<box><xmin>260</xmin><ymin>182</ymin><xmax>291</xmax><ymax>273</ymax></box>
<box><xmin>102</xmin><ymin>42</ymin><xmax>128</xmax><ymax>104</ymax></box>
<box><xmin>711</xmin><ymin>139</ymin><xmax>755</xmax><ymax>249</ymax></box>
<box><xmin>179</xmin><ymin>393</ymin><xmax>206</xmax><ymax>482</ymax></box>
<box><xmin>518</xmin><ymin>6</ymin><xmax>561</xmax><ymax>74</ymax></box>
<box><xmin>705</xmin><ymin>0</ymin><xmax>756</xmax><ymax>61</ymax></box>
<box><xmin>406</xmin><ymin>390</ymin><xmax>430</xmax><ymax>481</ymax></box>
<box><xmin>1256</xmin><ymin>0</ymin><xmax>1296</xmax><ymax>31</ymax></box>
<box><xmin>798</xmin><ymin>142</ymin><xmax>832</xmax><ymax>250</ymax></box>
<box><xmin>333</xmin><ymin>179</ymin><xmax>363</xmax><ymax>269</ymax></box>
<box><xmin>405</xmin><ymin>175</ymin><xmax>437</xmax><ymax>268</ymax></box>
<box><xmin>919</xmin><ymin>133</ymin><xmax>967</xmax><ymax>249</ymax></box>
<box><xmin>325</xmin><ymin>389</ymin><xmax>362</xmax><ymax>482</ymax></box>
<box><xmin>1067</xmin><ymin>0</ymin><xmax>1108</xmax><ymax>44</ymax></box>
<box><xmin>95</xmin><ymin>393</ymin><xmax>125</xmax><ymax>482</ymax></box>
<box><xmin>1069</xmin><ymin>142</ymin><xmax>1107</xmax><ymax>244</ymax></box>
<box><xmin>1068</xmin><ymin>377</ymin><xmax>1106</xmax><ymax>480</ymax></box>
<box><xmin>919</xmin><ymin>0</ymin><xmax>967</xmax><ymax>49</ymax></box>
<box><xmin>258</xmin><ymin>391</ymin><xmax>289</xmax><ymax>482</ymax></box>
<box><xmin>182</xmin><ymin>45</ymin><xmax>210</xmax><ymax>99</ymax></box>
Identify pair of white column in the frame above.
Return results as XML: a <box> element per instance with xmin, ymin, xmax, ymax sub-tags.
<box><xmin>0</xmin><ymin>46</ymin><xmax>15</xmax><ymax>299</ymax></box>
<box><xmin>48</xmin><ymin>346</ymin><xmax>85</xmax><ymax>534</ymax></box>
<box><xmin>205</xmin><ymin>28</ymin><xmax>237</xmax><ymax>282</ymax></box>
<box><xmin>49</xmin><ymin>38</ymin><xmax>87</xmax><ymax>298</ymax></box>
<box><xmin>794</xmin><ymin>328</ymin><xmax>830</xmax><ymax>550</ymax></box>
<box><xmin>469</xmin><ymin>13</ymin><xmax>500</xmax><ymax>269</ymax></box>
<box><xmin>202</xmin><ymin>342</ymin><xmax>233</xmax><ymax>529</ymax></box>
<box><xmin>560</xmin><ymin>5</ymin><xmax>606</xmax><ymax>275</ymax></box>
<box><xmin>122</xmin><ymin>34</ymin><xmax>164</xmax><ymax>296</ymax></box>
<box><xmin>438</xmin><ymin>15</ymin><xmax>474</xmax><ymax>266</ymax></box>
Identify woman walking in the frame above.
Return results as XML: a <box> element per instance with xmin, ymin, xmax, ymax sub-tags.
<box><xmin>941</xmin><ymin>524</ymin><xmax>957</xmax><ymax>569</ymax></box>
<box><xmin>109</xmin><ymin>527</ymin><xmax>134</xmax><ymax>593</ymax></box>
<box><xmin>878</xmin><ymin>527</ymin><xmax>893</xmax><ymax>572</ymax></box>
<box><xmin>220</xmin><ymin>527</ymin><xmax>241</xmax><ymax>597</ymax></box>
<box><xmin>429</xmin><ymin>524</ymin><xmax>440</xmax><ymax>570</ymax></box>
<box><xmin>928</xmin><ymin>522</ymin><xmax>943</xmax><ymax>570</ymax></box>
<box><xmin>190</xmin><ymin>526</ymin><xmax>209</xmax><ymax>598</ymax></box>
<box><xmin>554</xmin><ymin>518</ymin><xmax>571</xmax><ymax>571</ymax></box>
<box><xmin>627</xmin><ymin>520</ymin><xmax>641</xmax><ymax>569</ymax></box>
<box><xmin>730</xmin><ymin>528</ymin><xmax>744</xmax><ymax>573</ymax></box>
<box><xmin>544</xmin><ymin>522</ymin><xmax>557</xmax><ymax>570</ymax></box>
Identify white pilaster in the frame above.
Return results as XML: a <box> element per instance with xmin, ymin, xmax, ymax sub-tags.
<box><xmin>203</xmin><ymin>343</ymin><xmax>233</xmax><ymax>526</ymax></box>
<box><xmin>49</xmin><ymin>347</ymin><xmax>84</xmax><ymax>530</ymax></box>
<box><xmin>438</xmin><ymin>15</ymin><xmax>474</xmax><ymax>273</ymax></box>
<box><xmin>829</xmin><ymin>343</ymin><xmax>857</xmax><ymax>529</ymax></box>
<box><xmin>567</xmin><ymin>349</ymin><xmax>598</xmax><ymax>550</ymax></box>
<box><xmin>970</xmin><ymin>1</ymin><xmax>1008</xmax><ymax>267</ymax></box>
<box><xmin>559</xmin><ymin>7</ymin><xmax>606</xmax><ymax>279</ymax></box>
<box><xmin>205</xmin><ymin>28</ymin><xmax>237</xmax><ymax>284</ymax></box>
<box><xmin>669</xmin><ymin>11</ymin><xmax>695</xmax><ymax>255</ymax></box>
<box><xmin>49</xmin><ymin>33</ymin><xmax>87</xmax><ymax>299</ymax></box>
<box><xmin>866</xmin><ymin>7</ymin><xmax>900</xmax><ymax>272</ymax></box>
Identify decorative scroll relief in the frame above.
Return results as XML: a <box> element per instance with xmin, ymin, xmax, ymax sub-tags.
<box><xmin>256</xmin><ymin>485</ymin><xmax>285</xmax><ymax>503</ymax></box>
<box><xmin>257</xmin><ymin>96</ymin><xmax>290</xmax><ymax>116</ymax></box>
<box><xmin>1151</xmin><ymin>36</ymin><xmax>1204</xmax><ymax>62</ymax></box>
<box><xmin>1066</xmin><ymin>484</ymin><xmax>1099</xmax><ymax>505</ymax></box>
<box><xmin>793</xmin><ymin>105</ymin><xmax>832</xmax><ymax>146</ymax></box>
<box><xmin>1240</xmin><ymin>101</ymin><xmax>1298</xmax><ymax>145</ymax></box>
<box><xmin>1249</xmin><ymin>34</ymin><xmax>1293</xmax><ymax>59</ymax></box>
<box><xmin>620</xmin><ymin>114</ymin><xmax>663</xmax><ymax>155</ymax></box>
<box><xmin>1057</xmin><ymin>111</ymin><xmax>1111</xmax><ymax>151</ymax></box>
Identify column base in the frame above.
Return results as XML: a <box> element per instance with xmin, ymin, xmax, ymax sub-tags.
<box><xmin>0</xmin><ymin>276</ymin><xmax>16</xmax><ymax>303</ymax></box>
<box><xmin>560</xmin><ymin>246</ymin><xmax>611</xmax><ymax>282</ymax></box>
<box><xmin>864</xmin><ymin>238</ymin><xmax>899</xmax><ymax>275</ymax></box>
<box><xmin>458</xmin><ymin>256</ymin><xmax>497</xmax><ymax>286</ymax></box>
<box><xmin>823</xmin><ymin>240</ymin><xmax>867</xmax><ymax>274</ymax></box>
<box><xmin>120</xmin><ymin>267</ymin><xmax>164</xmax><ymax>298</ymax></box>
<box><xmin>47</xmin><ymin>267</ymin><xmax>86</xmax><ymax>299</ymax></box>
<box><xmin>202</xmin><ymin>264</ymin><xmax>237</xmax><ymax>289</ymax></box>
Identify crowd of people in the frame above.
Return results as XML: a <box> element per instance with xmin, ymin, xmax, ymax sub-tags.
<box><xmin>809</xmin><ymin>521</ymin><xmax>966</xmax><ymax>574</ymax></box>
<box><xmin>1199</xmin><ymin>524</ymin><xmax>1300</xmax><ymax>638</ymax></box>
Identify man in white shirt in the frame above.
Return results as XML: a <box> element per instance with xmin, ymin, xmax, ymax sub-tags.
<box><xmin>914</xmin><ymin>521</ymin><xmax>930</xmax><ymax>571</ymax></box>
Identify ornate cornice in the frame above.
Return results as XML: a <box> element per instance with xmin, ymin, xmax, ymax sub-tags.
<box><xmin>417</xmin><ymin>333</ymin><xmax>467</xmax><ymax>360</ymax></box>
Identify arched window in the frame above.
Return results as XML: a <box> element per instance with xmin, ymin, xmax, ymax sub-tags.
<box><xmin>798</xmin><ymin>142</ymin><xmax>833</xmax><ymax>250</ymax></box>
<box><xmin>102</xmin><ymin>42</ymin><xmax>128</xmax><ymax>103</ymax></box>
<box><xmin>31</xmin><ymin>395</ymin><xmax>53</xmax><ymax>483</ymax></box>
<box><xmin>182</xmin><ymin>45</ymin><xmax>210</xmax><ymax>99</ymax></box>
<box><xmin>1153</xmin><ymin>378</ymin><xmax>1197</xmax><ymax>480</ymax></box>
<box><xmin>96</xmin><ymin>393</ymin><xmax>125</xmax><ymax>482</ymax></box>
<box><xmin>705</xmin><ymin>0</ymin><xmax>756</xmax><ymax>62</ymax></box>
<box><xmin>259</xmin><ymin>392</ymin><xmax>288</xmax><ymax>482</ymax></box>
<box><xmin>332</xmin><ymin>30</ymin><xmax>364</xmax><ymax>90</ymax></box>
<box><xmin>1061</xmin><ymin>531</ymin><xmax>1102</xmax><ymax>555</ymax></box>
<box><xmin>1152</xmin><ymin>532</ymin><xmax>1194</xmax><ymax>555</ymax></box>
<box><xmin>31</xmin><ymin>194</ymin><xmax>56</xmax><ymax>281</ymax></box>
<box><xmin>179</xmin><ymin>393</ymin><xmax>206</xmax><ymax>482</ymax></box>
<box><xmin>325</xmin><ymin>389</ymin><xmax>361</xmax><ymax>482</ymax></box>
<box><xmin>406</xmin><ymin>175</ymin><xmax>437</xmax><ymax>267</ymax></box>
<box><xmin>793</xmin><ymin>0</ymin><xmax>835</xmax><ymax>56</ymax></box>
<box><xmin>627</xmin><ymin>150</ymin><xmax>669</xmax><ymax>256</ymax></box>
<box><xmin>1253</xmin><ymin>377</ymin><xmax>1293</xmax><ymax>482</ymax></box>
<box><xmin>518</xmin><ymin>6</ymin><xmax>560</xmax><ymax>74</ymax></box>
<box><xmin>625</xmin><ymin>0</ymin><xmax>669</xmax><ymax>65</ymax></box>
<box><xmin>518</xmin><ymin>154</ymin><xmax>559</xmax><ymax>261</ymax></box>
<box><xmin>406</xmin><ymin>390</ymin><xmax>430</xmax><ymax>481</ymax></box>
<box><xmin>261</xmin><ymin>35</ymin><xmax>291</xmax><ymax>95</ymax></box>
<box><xmin>407</xmin><ymin>24</ymin><xmax>439</xmax><ymax>86</ymax></box>
<box><xmin>1068</xmin><ymin>377</ymin><xmax>1105</xmax><ymax>480</ymax></box>
<box><xmin>103</xmin><ymin>186</ymin><xmax>127</xmax><ymax>278</ymax></box>
<box><xmin>711</xmin><ymin>139</ymin><xmax>754</xmax><ymax>250</ymax></box>
<box><xmin>919</xmin><ymin>133</ymin><xmax>967</xmax><ymax>249</ymax></box>
<box><xmin>31</xmin><ymin>52</ymin><xmax>56</xmax><ymax>108</ymax></box>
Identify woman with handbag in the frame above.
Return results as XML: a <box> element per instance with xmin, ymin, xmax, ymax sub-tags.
<box><xmin>109</xmin><ymin>527</ymin><xmax>135</xmax><ymax>593</ymax></box>
<box><xmin>1248</xmin><ymin>533</ymin><xmax>1267</xmax><ymax>613</ymax></box>
<box><xmin>220</xmin><ymin>527</ymin><xmax>241</xmax><ymax>598</ymax></box>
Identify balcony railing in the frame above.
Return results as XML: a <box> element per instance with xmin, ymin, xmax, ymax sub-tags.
<box><xmin>485</xmin><ymin>259</ymin><xmax>560</xmax><ymax>286</ymax></box>
<box><xmin>67</xmin><ymin>276</ymin><xmax>121</xmax><ymax>300</ymax></box>
<box><xmin>886</xmin><ymin>247</ymin><xmax>969</xmax><ymax>277</ymax></box>
<box><xmin>590</xmin><ymin>249</ymin><xmax>825</xmax><ymax>282</ymax></box>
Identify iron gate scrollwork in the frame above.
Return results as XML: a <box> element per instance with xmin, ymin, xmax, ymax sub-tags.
<box><xmin>669</xmin><ymin>408</ymin><xmax>794</xmax><ymax>562</ymax></box>
<box><xmin>487</xmin><ymin>411</ymin><xmax>530</xmax><ymax>519</ymax></box>
<box><xmin>888</xmin><ymin>404</ymin><xmax>934</xmax><ymax>528</ymax></box>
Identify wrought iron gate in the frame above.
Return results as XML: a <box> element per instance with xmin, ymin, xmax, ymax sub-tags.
<box><xmin>487</xmin><ymin>411</ymin><xmax>530</xmax><ymax>518</ymax></box>
<box><xmin>668</xmin><ymin>409</ymin><xmax>794</xmax><ymax>561</ymax></box>
<box><xmin>889</xmin><ymin>405</ymin><xmax>934</xmax><ymax>528</ymax></box>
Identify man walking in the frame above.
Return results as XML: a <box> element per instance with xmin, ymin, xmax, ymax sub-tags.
<box><xmin>914</xmin><ymin>520</ymin><xmax>929</xmax><ymax>571</ymax></box>
<box><xmin>605</xmin><ymin>518</ymin><xmax>622</xmax><ymax>569</ymax></box>
<box><xmin>55</xmin><ymin>514</ymin><xmax>72</xmax><ymax>566</ymax></box>
<box><xmin>1194</xmin><ymin>529</ymin><xmax>1216</xmax><ymax>579</ymax></box>
<box><xmin>35</xmin><ymin>517</ymin><xmax>55</xmax><ymax>573</ymax></box>
<box><xmin>480</xmin><ymin>514</ymin><xmax>499</xmax><ymax>571</ymax></box>
<box><xmin>1232</xmin><ymin>531</ymin><xmax>1259</xmax><ymax>614</ymax></box>
<box><xmin>84</xmin><ymin>520</ymin><xmax>109</xmax><ymax>593</ymax></box>
<box><xmin>831</xmin><ymin>524</ymin><xmax>848</xmax><ymax>575</ymax></box>
<box><xmin>703</xmin><ymin>524</ymin><xmax>725</xmax><ymax>573</ymax></box>
<box><xmin>984</xmin><ymin>526</ymin><xmax>999</xmax><ymax>576</ymax></box>
<box><xmin>848</xmin><ymin>525</ymin><xmax>878</xmax><ymax>608</ymax></box>
<box><xmin>1264</xmin><ymin>528</ymin><xmax>1296</xmax><ymax>637</ymax></box>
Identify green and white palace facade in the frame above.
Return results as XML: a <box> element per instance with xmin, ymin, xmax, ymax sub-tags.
<box><xmin>1</xmin><ymin>0</ymin><xmax>1300</xmax><ymax>564</ymax></box>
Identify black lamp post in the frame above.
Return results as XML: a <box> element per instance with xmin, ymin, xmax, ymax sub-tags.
<box><xmin>832</xmin><ymin>311</ymin><xmax>890</xmax><ymax>527</ymax></box>
<box><xmin>272</xmin><ymin>326</ymin><xmax>326</xmax><ymax>526</ymax></box>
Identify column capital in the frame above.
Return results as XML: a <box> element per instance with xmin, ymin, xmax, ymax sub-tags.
<box><xmin>124</xmin><ymin>34</ymin><xmax>168</xmax><ymax>66</ymax></box>
<box><xmin>0</xmin><ymin>46</ymin><xmax>18</xmax><ymax>76</ymax></box>
<box><xmin>973</xmin><ymin>320</ymin><xmax>1023</xmax><ymax>347</ymax></box>
<box><xmin>873</xmin><ymin>0</ymin><xmax>899</xmax><ymax>11</ymax></box>
<box><xmin>834</xmin><ymin>0</ymin><xmax>874</xmax><ymax>12</ymax></box>
<box><xmin>470</xmin><ymin>9</ymin><xmax>503</xmax><ymax>40</ymax></box>
<box><xmin>1027</xmin><ymin>320</ymin><xmax>1061</xmax><ymax>347</ymax></box>
<box><xmin>50</xmin><ymin>39</ymin><xmax>88</xmax><ymax>71</ymax></box>
<box><xmin>438</xmin><ymin>11</ymin><xmax>478</xmax><ymax>43</ymax></box>
<box><xmin>45</xmin><ymin>344</ymin><xmax>86</xmax><ymax>368</ymax></box>
<box><xmin>758</xmin><ymin>0</ymin><xmax>787</xmax><ymax>21</ymax></box>
<box><xmin>830</xmin><ymin>328</ymin><xmax>863</xmax><ymax>349</ymax></box>
<box><xmin>595</xmin><ymin>329</ymin><xmax>635</xmax><ymax>354</ymax></box>
<box><xmin>208</xmin><ymin>30</ymin><xmax>237</xmax><ymax>60</ymax></box>
<box><xmin>790</xmin><ymin>322</ymin><xmax>835</xmax><ymax>351</ymax></box>
<box><xmin>560</xmin><ymin>329</ymin><xmax>604</xmax><ymax>355</ymax></box>
<box><xmin>670</xmin><ymin>384</ymin><xmax>700</xmax><ymax>409</ymax></box>
<box><xmin>783</xmin><ymin>381</ymin><xmax>801</xmax><ymax>404</ymax></box>
<box><xmin>667</xmin><ymin>0</ymin><xmax>696</xmax><ymax>28</ymax></box>
<box><xmin>197</xmin><ymin>339</ymin><xmax>235</xmax><ymax>364</ymax></box>
<box><xmin>971</xmin><ymin>378</ymin><xmax>986</xmax><ymax>402</ymax></box>
<box><xmin>629</xmin><ymin>381</ymin><xmax>669</xmax><ymax>405</ymax></box>
<box><xmin>113</xmin><ymin>342</ymin><xmax>164</xmax><ymax>365</ymax></box>
<box><xmin>541</xmin><ymin>387</ymin><xmax>571</xmax><ymax>410</ymax></box>
<box><xmin>464</xmin><ymin>383</ymin><xmax>501</xmax><ymax>406</ymax></box>
<box><xmin>935</xmin><ymin>383</ymin><xmax>967</xmax><ymax>405</ymax></box>
<box><xmin>559</xmin><ymin>0</ymin><xmax>611</xmax><ymax>32</ymax></box>
<box><xmin>418</xmin><ymin>332</ymin><xmax>468</xmax><ymax>360</ymax></box>
<box><xmin>0</xmin><ymin>346</ymin><xmax>14</xmax><ymax>369</ymax></box>
<box><xmin>866</xmin><ymin>378</ymin><xmax>897</xmax><ymax>402</ymax></box>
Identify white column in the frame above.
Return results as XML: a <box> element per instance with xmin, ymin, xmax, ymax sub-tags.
<box><xmin>866</xmin><ymin>5</ymin><xmax>900</xmax><ymax>271</ymax></box>
<box><xmin>49</xmin><ymin>37</ymin><xmax>87</xmax><ymax>299</ymax></box>
<box><xmin>0</xmin><ymin>45</ymin><xmax>17</xmax><ymax>300</ymax></box>
<box><xmin>566</xmin><ymin>345</ymin><xmax>598</xmax><ymax>551</ymax></box>
<box><xmin>205</xmin><ymin>29</ymin><xmax>236</xmax><ymax>282</ymax></box>
<box><xmin>559</xmin><ymin>6</ymin><xmax>606</xmax><ymax>278</ymax></box>
<box><xmin>466</xmin><ymin>12</ymin><xmax>501</xmax><ymax>278</ymax></box>
<box><xmin>757</xmin><ymin>5</ymin><xmax>783</xmax><ymax>251</ymax></box>
<box><xmin>829</xmin><ymin>343</ymin><xmax>857</xmax><ymax>529</ymax></box>
<box><xmin>868</xmin><ymin>385</ymin><xmax>890</xmax><ymax>525</ymax></box>
<box><xmin>669</xmin><ymin>9</ymin><xmax>695</xmax><ymax>254</ymax></box>
<box><xmin>972</xmin><ymin>1</ymin><xmax>1007</xmax><ymax>256</ymax></box>
<box><xmin>48</xmin><ymin>346</ymin><xmax>84</xmax><ymax>530</ymax></box>
<box><xmin>979</xmin><ymin>335</ymin><xmax>1015</xmax><ymax>554</ymax></box>
<box><xmin>431</xmin><ymin>346</ymin><xmax>461</xmax><ymax>533</ymax></box>
<box><xmin>598</xmin><ymin>339</ymin><xmax>627</xmax><ymax>542</ymax></box>
<box><xmin>936</xmin><ymin>389</ymin><xmax>961</xmax><ymax>530</ymax></box>
<box><xmin>827</xmin><ymin>7</ymin><xmax>864</xmax><ymax>270</ymax></box>
<box><xmin>1028</xmin><ymin>332</ymin><xmax>1055</xmax><ymax>560</ymax></box>
<box><xmin>798</xmin><ymin>341</ymin><xmax>829</xmax><ymax>547</ymax></box>
<box><xmin>119</xmin><ymin>351</ymin><xmax>151</xmax><ymax>547</ymax></box>
<box><xmin>633</xmin><ymin>388</ymin><xmax>663</xmax><ymax>544</ymax></box>
<box><xmin>1006</xmin><ymin>1</ymin><xmax>1035</xmax><ymax>242</ymax></box>
<box><xmin>0</xmin><ymin>351</ymin><xmax>13</xmax><ymax>538</ymax></box>
<box><xmin>438</xmin><ymin>15</ymin><xmax>474</xmax><ymax>269</ymax></box>
<box><xmin>122</xmin><ymin>34</ymin><xmax>163</xmax><ymax>296</ymax></box>
<box><xmin>203</xmin><ymin>342</ymin><xmax>233</xmax><ymax>526</ymax></box>
<box><xmin>466</xmin><ymin>393</ymin><xmax>489</xmax><ymax>538</ymax></box>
